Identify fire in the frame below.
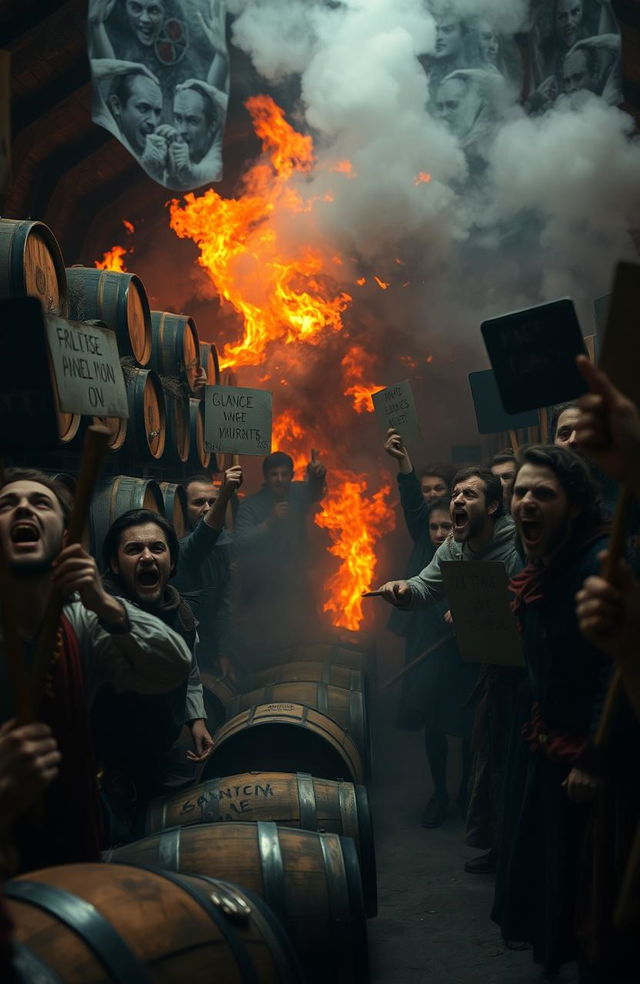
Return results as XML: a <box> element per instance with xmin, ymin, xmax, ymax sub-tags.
<box><xmin>373</xmin><ymin>275</ymin><xmax>390</xmax><ymax>290</ymax></box>
<box><xmin>342</xmin><ymin>345</ymin><xmax>383</xmax><ymax>413</ymax></box>
<box><xmin>169</xmin><ymin>95</ymin><xmax>352</xmax><ymax>370</ymax></box>
<box><xmin>168</xmin><ymin>97</ymin><xmax>400</xmax><ymax>629</ymax></box>
<box><xmin>123</xmin><ymin>220</ymin><xmax>135</xmax><ymax>234</ymax></box>
<box><xmin>316</xmin><ymin>473</ymin><xmax>395</xmax><ymax>629</ymax></box>
<box><xmin>95</xmin><ymin>245</ymin><xmax>129</xmax><ymax>272</ymax></box>
<box><xmin>414</xmin><ymin>171</ymin><xmax>432</xmax><ymax>185</ymax></box>
<box><xmin>331</xmin><ymin>160</ymin><xmax>356</xmax><ymax>178</ymax></box>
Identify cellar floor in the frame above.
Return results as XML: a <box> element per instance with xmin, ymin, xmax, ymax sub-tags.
<box><xmin>366</xmin><ymin>679</ymin><xmax>580</xmax><ymax>984</ymax></box>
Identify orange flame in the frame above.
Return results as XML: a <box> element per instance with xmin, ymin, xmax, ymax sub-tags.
<box><xmin>414</xmin><ymin>171</ymin><xmax>432</xmax><ymax>185</ymax></box>
<box><xmin>373</xmin><ymin>275</ymin><xmax>390</xmax><ymax>290</ymax></box>
<box><xmin>342</xmin><ymin>345</ymin><xmax>383</xmax><ymax>413</ymax></box>
<box><xmin>316</xmin><ymin>473</ymin><xmax>395</xmax><ymax>629</ymax></box>
<box><xmin>169</xmin><ymin>95</ymin><xmax>352</xmax><ymax>370</ymax></box>
<box><xmin>95</xmin><ymin>245</ymin><xmax>129</xmax><ymax>272</ymax></box>
<box><xmin>123</xmin><ymin>219</ymin><xmax>135</xmax><ymax>234</ymax></box>
<box><xmin>168</xmin><ymin>98</ymin><xmax>398</xmax><ymax>629</ymax></box>
<box><xmin>331</xmin><ymin>160</ymin><xmax>356</xmax><ymax>178</ymax></box>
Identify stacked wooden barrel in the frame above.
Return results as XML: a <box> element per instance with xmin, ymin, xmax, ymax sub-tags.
<box><xmin>2</xmin><ymin>216</ymin><xmax>379</xmax><ymax>981</ymax></box>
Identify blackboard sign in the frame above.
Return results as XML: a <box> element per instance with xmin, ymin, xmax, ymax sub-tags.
<box><xmin>0</xmin><ymin>297</ymin><xmax>59</xmax><ymax>452</ymax></box>
<box><xmin>468</xmin><ymin>369</ymin><xmax>539</xmax><ymax>435</ymax></box>
<box><xmin>441</xmin><ymin>560</ymin><xmax>524</xmax><ymax>667</ymax></box>
<box><xmin>598</xmin><ymin>262</ymin><xmax>640</xmax><ymax>408</ymax></box>
<box><xmin>481</xmin><ymin>298</ymin><xmax>588</xmax><ymax>414</ymax></box>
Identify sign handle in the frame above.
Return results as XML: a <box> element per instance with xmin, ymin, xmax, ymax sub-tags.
<box><xmin>380</xmin><ymin>634</ymin><xmax>453</xmax><ymax>689</ymax></box>
<box><xmin>508</xmin><ymin>429</ymin><xmax>519</xmax><ymax>453</ymax></box>
<box><xmin>539</xmin><ymin>407</ymin><xmax>548</xmax><ymax>443</ymax></box>
<box><xmin>31</xmin><ymin>424</ymin><xmax>111</xmax><ymax>704</ymax></box>
<box><xmin>593</xmin><ymin>485</ymin><xmax>634</xmax><ymax>749</ymax></box>
<box><xmin>0</xmin><ymin>458</ymin><xmax>32</xmax><ymax>723</ymax></box>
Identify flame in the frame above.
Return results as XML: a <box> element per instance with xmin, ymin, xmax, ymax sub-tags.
<box><xmin>356</xmin><ymin>277</ymin><xmax>367</xmax><ymax>286</ymax></box>
<box><xmin>331</xmin><ymin>160</ymin><xmax>356</xmax><ymax>178</ymax></box>
<box><xmin>169</xmin><ymin>95</ymin><xmax>352</xmax><ymax>370</ymax></box>
<box><xmin>95</xmin><ymin>245</ymin><xmax>129</xmax><ymax>272</ymax></box>
<box><xmin>342</xmin><ymin>345</ymin><xmax>383</xmax><ymax>414</ymax></box>
<box><xmin>373</xmin><ymin>275</ymin><xmax>390</xmax><ymax>290</ymax></box>
<box><xmin>316</xmin><ymin>473</ymin><xmax>395</xmax><ymax>629</ymax></box>
<box><xmin>414</xmin><ymin>171</ymin><xmax>432</xmax><ymax>185</ymax></box>
<box><xmin>123</xmin><ymin>220</ymin><xmax>135</xmax><ymax>234</ymax></box>
<box><xmin>168</xmin><ymin>97</ymin><xmax>399</xmax><ymax>629</ymax></box>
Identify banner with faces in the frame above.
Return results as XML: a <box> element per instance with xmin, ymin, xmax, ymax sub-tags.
<box><xmin>89</xmin><ymin>0</ymin><xmax>229</xmax><ymax>190</ymax></box>
<box><xmin>425</xmin><ymin>1</ymin><xmax>621</xmax><ymax>171</ymax></box>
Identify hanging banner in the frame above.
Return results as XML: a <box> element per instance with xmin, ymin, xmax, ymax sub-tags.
<box><xmin>88</xmin><ymin>0</ymin><xmax>229</xmax><ymax>190</ymax></box>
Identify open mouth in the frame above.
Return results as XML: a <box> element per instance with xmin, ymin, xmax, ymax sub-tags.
<box><xmin>137</xmin><ymin>568</ymin><xmax>160</xmax><ymax>589</ymax></box>
<box><xmin>520</xmin><ymin>518</ymin><xmax>543</xmax><ymax>546</ymax></box>
<box><xmin>10</xmin><ymin>522</ymin><xmax>40</xmax><ymax>544</ymax></box>
<box><xmin>452</xmin><ymin>508</ymin><xmax>468</xmax><ymax>531</ymax></box>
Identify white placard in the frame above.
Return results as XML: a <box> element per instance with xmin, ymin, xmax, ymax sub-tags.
<box><xmin>46</xmin><ymin>317</ymin><xmax>129</xmax><ymax>418</ymax></box>
<box><xmin>204</xmin><ymin>385</ymin><xmax>272</xmax><ymax>456</ymax></box>
<box><xmin>441</xmin><ymin>560</ymin><xmax>524</xmax><ymax>667</ymax></box>
<box><xmin>372</xmin><ymin>380</ymin><xmax>421</xmax><ymax>448</ymax></box>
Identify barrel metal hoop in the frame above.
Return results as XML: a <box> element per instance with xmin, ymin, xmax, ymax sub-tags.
<box><xmin>322</xmin><ymin>663</ymin><xmax>331</xmax><ymax>684</ymax></box>
<box><xmin>318</xmin><ymin>682</ymin><xmax>328</xmax><ymax>716</ymax></box>
<box><xmin>4</xmin><ymin>880</ymin><xmax>152</xmax><ymax>984</ymax></box>
<box><xmin>256</xmin><ymin>821</ymin><xmax>286</xmax><ymax>918</ymax></box>
<box><xmin>318</xmin><ymin>834</ymin><xmax>354</xmax><ymax>968</ymax></box>
<box><xmin>124</xmin><ymin>865</ymin><xmax>259</xmax><ymax>984</ymax></box>
<box><xmin>157</xmin><ymin>826</ymin><xmax>181</xmax><ymax>870</ymax></box>
<box><xmin>11</xmin><ymin>942</ymin><xmax>66</xmax><ymax>984</ymax></box>
<box><xmin>296</xmin><ymin>772</ymin><xmax>317</xmax><ymax>830</ymax></box>
<box><xmin>349</xmin><ymin>690</ymin><xmax>363</xmax><ymax>747</ymax></box>
<box><xmin>338</xmin><ymin>780</ymin><xmax>358</xmax><ymax>843</ymax></box>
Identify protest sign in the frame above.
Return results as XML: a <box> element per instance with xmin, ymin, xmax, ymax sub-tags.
<box><xmin>468</xmin><ymin>369</ymin><xmax>539</xmax><ymax>434</ymax></box>
<box><xmin>593</xmin><ymin>294</ymin><xmax>610</xmax><ymax>338</ymax></box>
<box><xmin>441</xmin><ymin>560</ymin><xmax>524</xmax><ymax>667</ymax></box>
<box><xmin>598</xmin><ymin>262</ymin><xmax>640</xmax><ymax>407</ymax></box>
<box><xmin>45</xmin><ymin>316</ymin><xmax>128</xmax><ymax>418</ymax></box>
<box><xmin>372</xmin><ymin>380</ymin><xmax>421</xmax><ymax>447</ymax></box>
<box><xmin>481</xmin><ymin>298</ymin><xmax>588</xmax><ymax>414</ymax></box>
<box><xmin>0</xmin><ymin>297</ymin><xmax>59</xmax><ymax>452</ymax></box>
<box><xmin>204</xmin><ymin>385</ymin><xmax>272</xmax><ymax>456</ymax></box>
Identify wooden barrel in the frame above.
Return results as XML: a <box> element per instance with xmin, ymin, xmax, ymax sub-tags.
<box><xmin>202</xmin><ymin>670</ymin><xmax>238</xmax><ymax>728</ymax></box>
<box><xmin>0</xmin><ymin>218</ymin><xmax>68</xmax><ymax>314</ymax></box>
<box><xmin>92</xmin><ymin>412</ymin><xmax>127</xmax><ymax>451</ymax></box>
<box><xmin>105</xmin><ymin>822</ymin><xmax>369</xmax><ymax>984</ymax></box>
<box><xmin>66</xmin><ymin>267</ymin><xmax>152</xmax><ymax>365</ymax></box>
<box><xmin>202</xmin><ymin>703</ymin><xmax>364</xmax><ymax>785</ymax></box>
<box><xmin>188</xmin><ymin>397</ymin><xmax>211</xmax><ymax>469</ymax></box>
<box><xmin>90</xmin><ymin>476</ymin><xmax>164</xmax><ymax>558</ymax></box>
<box><xmin>150</xmin><ymin>311</ymin><xmax>201</xmax><ymax>393</ymax></box>
<box><xmin>275</xmin><ymin>642</ymin><xmax>375</xmax><ymax>680</ymax></box>
<box><xmin>52</xmin><ymin>387</ymin><xmax>82</xmax><ymax>444</ymax></box>
<box><xmin>200</xmin><ymin>340</ymin><xmax>220</xmax><ymax>384</ymax></box>
<box><xmin>159</xmin><ymin>482</ymin><xmax>188</xmax><ymax>538</ymax></box>
<box><xmin>250</xmin><ymin>661</ymin><xmax>365</xmax><ymax>694</ymax></box>
<box><xmin>145</xmin><ymin>771</ymin><xmax>377</xmax><ymax>917</ymax></box>
<box><xmin>122</xmin><ymin>365</ymin><xmax>165</xmax><ymax>459</ymax></box>
<box><xmin>5</xmin><ymin>862</ymin><xmax>303</xmax><ymax>983</ymax></box>
<box><xmin>228</xmin><ymin>683</ymin><xmax>371</xmax><ymax>777</ymax></box>
<box><xmin>162</xmin><ymin>383</ymin><xmax>190</xmax><ymax>464</ymax></box>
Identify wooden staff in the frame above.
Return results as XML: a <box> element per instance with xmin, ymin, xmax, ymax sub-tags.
<box><xmin>539</xmin><ymin>406</ymin><xmax>549</xmax><ymax>443</ymax></box>
<box><xmin>31</xmin><ymin>424</ymin><xmax>111</xmax><ymax>705</ymax></box>
<box><xmin>380</xmin><ymin>634</ymin><xmax>453</xmax><ymax>689</ymax></box>
<box><xmin>593</xmin><ymin>485</ymin><xmax>634</xmax><ymax>748</ymax></box>
<box><xmin>0</xmin><ymin>458</ymin><xmax>32</xmax><ymax>723</ymax></box>
<box><xmin>508</xmin><ymin>429</ymin><xmax>520</xmax><ymax>453</ymax></box>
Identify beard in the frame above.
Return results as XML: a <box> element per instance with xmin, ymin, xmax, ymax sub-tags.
<box><xmin>464</xmin><ymin>511</ymin><xmax>487</xmax><ymax>542</ymax></box>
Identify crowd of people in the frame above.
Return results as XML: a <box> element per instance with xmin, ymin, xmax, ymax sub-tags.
<box><xmin>378</xmin><ymin>355</ymin><xmax>640</xmax><ymax>983</ymax></box>
<box><xmin>1</xmin><ymin>352</ymin><xmax>639</xmax><ymax>982</ymax></box>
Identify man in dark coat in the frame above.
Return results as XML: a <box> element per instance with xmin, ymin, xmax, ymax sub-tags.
<box><xmin>492</xmin><ymin>444</ymin><xmax>610</xmax><ymax>979</ymax></box>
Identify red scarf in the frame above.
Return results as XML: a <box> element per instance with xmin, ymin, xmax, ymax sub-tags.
<box><xmin>16</xmin><ymin>614</ymin><xmax>103</xmax><ymax>872</ymax></box>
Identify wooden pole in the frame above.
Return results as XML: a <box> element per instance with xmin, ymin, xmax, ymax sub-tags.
<box><xmin>593</xmin><ymin>485</ymin><xmax>633</xmax><ymax>748</ymax></box>
<box><xmin>508</xmin><ymin>429</ymin><xmax>519</xmax><ymax>453</ymax></box>
<box><xmin>380</xmin><ymin>634</ymin><xmax>453</xmax><ymax>689</ymax></box>
<box><xmin>539</xmin><ymin>407</ymin><xmax>549</xmax><ymax>443</ymax></box>
<box><xmin>0</xmin><ymin>458</ymin><xmax>32</xmax><ymax>723</ymax></box>
<box><xmin>31</xmin><ymin>424</ymin><xmax>110</xmax><ymax>704</ymax></box>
